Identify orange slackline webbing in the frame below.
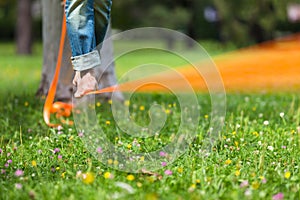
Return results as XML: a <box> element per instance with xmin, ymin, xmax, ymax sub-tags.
<box><xmin>43</xmin><ymin>0</ymin><xmax>73</xmax><ymax>127</ymax></box>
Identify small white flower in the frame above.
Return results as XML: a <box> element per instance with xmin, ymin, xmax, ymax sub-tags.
<box><xmin>279</xmin><ymin>112</ymin><xmax>285</xmax><ymax>118</ymax></box>
<box><xmin>259</xmin><ymin>113</ymin><xmax>263</xmax><ymax>118</ymax></box>
<box><xmin>236</xmin><ymin>124</ymin><xmax>241</xmax><ymax>128</ymax></box>
<box><xmin>263</xmin><ymin>121</ymin><xmax>269</xmax><ymax>126</ymax></box>
<box><xmin>245</xmin><ymin>189</ymin><xmax>252</xmax><ymax>196</ymax></box>
<box><xmin>258</xmin><ymin>141</ymin><xmax>262</xmax><ymax>146</ymax></box>
<box><xmin>240</xmin><ymin>138</ymin><xmax>244</xmax><ymax>142</ymax></box>
<box><xmin>267</xmin><ymin>146</ymin><xmax>274</xmax><ymax>151</ymax></box>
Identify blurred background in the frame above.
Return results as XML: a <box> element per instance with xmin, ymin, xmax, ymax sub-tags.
<box><xmin>1</xmin><ymin>0</ymin><xmax>300</xmax><ymax>55</ymax></box>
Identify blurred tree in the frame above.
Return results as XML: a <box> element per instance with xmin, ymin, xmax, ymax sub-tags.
<box><xmin>0</xmin><ymin>0</ymin><xmax>16</xmax><ymax>40</ymax></box>
<box><xmin>16</xmin><ymin>0</ymin><xmax>32</xmax><ymax>54</ymax></box>
<box><xmin>36</xmin><ymin>0</ymin><xmax>122</xmax><ymax>102</ymax></box>
<box><xmin>212</xmin><ymin>0</ymin><xmax>299</xmax><ymax>46</ymax></box>
<box><xmin>141</xmin><ymin>4</ymin><xmax>191</xmax><ymax>49</ymax></box>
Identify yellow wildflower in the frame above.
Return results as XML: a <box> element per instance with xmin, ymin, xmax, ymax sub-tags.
<box><xmin>31</xmin><ymin>160</ymin><xmax>37</xmax><ymax>167</ymax></box>
<box><xmin>106</xmin><ymin>121</ymin><xmax>111</xmax><ymax>125</ymax></box>
<box><xmin>140</xmin><ymin>156</ymin><xmax>145</xmax><ymax>161</ymax></box>
<box><xmin>104</xmin><ymin>172</ymin><xmax>112</xmax><ymax>179</ymax></box>
<box><xmin>235</xmin><ymin>170</ymin><xmax>241</xmax><ymax>176</ymax></box>
<box><xmin>127</xmin><ymin>174</ymin><xmax>135</xmax><ymax>181</ymax></box>
<box><xmin>165</xmin><ymin>109</ymin><xmax>171</xmax><ymax>114</ymax></box>
<box><xmin>225</xmin><ymin>159</ymin><xmax>232</xmax><ymax>165</ymax></box>
<box><xmin>252</xmin><ymin>131</ymin><xmax>259</xmax><ymax>137</ymax></box>
<box><xmin>61</xmin><ymin>172</ymin><xmax>66</xmax><ymax>178</ymax></box>
<box><xmin>127</xmin><ymin>144</ymin><xmax>132</xmax><ymax>149</ymax></box>
<box><xmin>139</xmin><ymin>106</ymin><xmax>145</xmax><ymax>111</ymax></box>
<box><xmin>113</xmin><ymin>160</ymin><xmax>119</xmax><ymax>165</ymax></box>
<box><xmin>251</xmin><ymin>181</ymin><xmax>260</xmax><ymax>190</ymax></box>
<box><xmin>82</xmin><ymin>172</ymin><xmax>95</xmax><ymax>184</ymax></box>
<box><xmin>107</xmin><ymin>159</ymin><xmax>113</xmax><ymax>165</ymax></box>
<box><xmin>124</xmin><ymin>100</ymin><xmax>130</xmax><ymax>106</ymax></box>
<box><xmin>96</xmin><ymin>102</ymin><xmax>101</xmax><ymax>107</ymax></box>
<box><xmin>177</xmin><ymin>167</ymin><xmax>183</xmax><ymax>173</ymax></box>
<box><xmin>24</xmin><ymin>102</ymin><xmax>29</xmax><ymax>107</ymax></box>
<box><xmin>234</xmin><ymin>141</ymin><xmax>239</xmax><ymax>147</ymax></box>
<box><xmin>284</xmin><ymin>171</ymin><xmax>291</xmax><ymax>179</ymax></box>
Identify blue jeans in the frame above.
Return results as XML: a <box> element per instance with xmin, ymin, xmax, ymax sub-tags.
<box><xmin>65</xmin><ymin>0</ymin><xmax>112</xmax><ymax>71</ymax></box>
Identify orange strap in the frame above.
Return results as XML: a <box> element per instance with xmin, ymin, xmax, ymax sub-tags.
<box><xmin>43</xmin><ymin>0</ymin><xmax>73</xmax><ymax>127</ymax></box>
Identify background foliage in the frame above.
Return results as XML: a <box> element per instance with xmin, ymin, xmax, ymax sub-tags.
<box><xmin>1</xmin><ymin>0</ymin><xmax>300</xmax><ymax>46</ymax></box>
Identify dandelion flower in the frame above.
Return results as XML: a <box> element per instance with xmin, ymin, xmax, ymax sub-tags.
<box><xmin>104</xmin><ymin>172</ymin><xmax>113</xmax><ymax>179</ymax></box>
<box><xmin>139</xmin><ymin>106</ymin><xmax>145</xmax><ymax>111</ymax></box>
<box><xmin>251</xmin><ymin>181</ymin><xmax>260</xmax><ymax>190</ymax></box>
<box><xmin>107</xmin><ymin>159</ymin><xmax>113</xmax><ymax>165</ymax></box>
<box><xmin>82</xmin><ymin>172</ymin><xmax>95</xmax><ymax>184</ymax></box>
<box><xmin>284</xmin><ymin>171</ymin><xmax>291</xmax><ymax>179</ymax></box>
<box><xmin>177</xmin><ymin>167</ymin><xmax>183</xmax><ymax>173</ymax></box>
<box><xmin>126</xmin><ymin>174</ymin><xmax>135</xmax><ymax>181</ymax></box>
<box><xmin>235</xmin><ymin>170</ymin><xmax>241</xmax><ymax>176</ymax></box>
<box><xmin>225</xmin><ymin>159</ymin><xmax>232</xmax><ymax>165</ymax></box>
<box><xmin>106</xmin><ymin>121</ymin><xmax>111</xmax><ymax>125</ymax></box>
<box><xmin>124</xmin><ymin>100</ymin><xmax>130</xmax><ymax>106</ymax></box>
<box><xmin>31</xmin><ymin>160</ymin><xmax>37</xmax><ymax>167</ymax></box>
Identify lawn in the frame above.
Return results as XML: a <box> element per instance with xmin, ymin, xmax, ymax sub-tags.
<box><xmin>0</xmin><ymin>42</ymin><xmax>299</xmax><ymax>200</ymax></box>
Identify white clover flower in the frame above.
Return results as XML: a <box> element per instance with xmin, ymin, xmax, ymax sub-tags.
<box><xmin>267</xmin><ymin>146</ymin><xmax>274</xmax><ymax>151</ymax></box>
<box><xmin>258</xmin><ymin>141</ymin><xmax>262</xmax><ymax>146</ymax></box>
<box><xmin>263</xmin><ymin>121</ymin><xmax>269</xmax><ymax>126</ymax></box>
<box><xmin>279</xmin><ymin>112</ymin><xmax>285</xmax><ymax>118</ymax></box>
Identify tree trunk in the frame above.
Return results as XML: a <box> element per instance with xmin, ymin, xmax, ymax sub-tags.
<box><xmin>16</xmin><ymin>0</ymin><xmax>33</xmax><ymax>55</ymax></box>
<box><xmin>36</xmin><ymin>0</ymin><xmax>122</xmax><ymax>102</ymax></box>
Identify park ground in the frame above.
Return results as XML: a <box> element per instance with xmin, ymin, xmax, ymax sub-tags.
<box><xmin>0</xmin><ymin>42</ymin><xmax>299</xmax><ymax>200</ymax></box>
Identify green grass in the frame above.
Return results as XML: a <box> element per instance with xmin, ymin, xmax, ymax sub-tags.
<box><xmin>0</xmin><ymin>42</ymin><xmax>299</xmax><ymax>200</ymax></box>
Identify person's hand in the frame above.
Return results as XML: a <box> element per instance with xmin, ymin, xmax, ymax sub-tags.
<box><xmin>72</xmin><ymin>71</ymin><xmax>98</xmax><ymax>98</ymax></box>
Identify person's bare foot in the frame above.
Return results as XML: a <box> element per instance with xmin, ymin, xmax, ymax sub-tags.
<box><xmin>73</xmin><ymin>70</ymin><xmax>98</xmax><ymax>98</ymax></box>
